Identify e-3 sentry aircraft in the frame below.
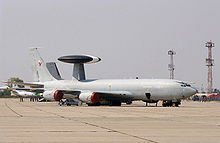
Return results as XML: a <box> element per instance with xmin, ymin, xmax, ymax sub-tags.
<box><xmin>5</xmin><ymin>48</ymin><xmax>197</xmax><ymax>107</ymax></box>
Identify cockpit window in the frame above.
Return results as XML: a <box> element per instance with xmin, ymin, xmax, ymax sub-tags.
<box><xmin>185</xmin><ymin>83</ymin><xmax>191</xmax><ymax>87</ymax></box>
<box><xmin>177</xmin><ymin>81</ymin><xmax>191</xmax><ymax>87</ymax></box>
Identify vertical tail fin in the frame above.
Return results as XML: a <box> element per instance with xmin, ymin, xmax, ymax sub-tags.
<box><xmin>29</xmin><ymin>48</ymin><xmax>56</xmax><ymax>82</ymax></box>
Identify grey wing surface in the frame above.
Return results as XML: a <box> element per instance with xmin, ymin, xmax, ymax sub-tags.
<box><xmin>91</xmin><ymin>91</ymin><xmax>133</xmax><ymax>101</ymax></box>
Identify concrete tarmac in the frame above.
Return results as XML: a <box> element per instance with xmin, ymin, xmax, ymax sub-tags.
<box><xmin>0</xmin><ymin>98</ymin><xmax>219</xmax><ymax>143</ymax></box>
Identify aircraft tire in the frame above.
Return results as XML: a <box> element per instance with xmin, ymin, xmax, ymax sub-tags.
<box><xmin>88</xmin><ymin>102</ymin><xmax>101</xmax><ymax>106</ymax></box>
<box><xmin>110</xmin><ymin>101</ymin><xmax>121</xmax><ymax>106</ymax></box>
<box><xmin>162</xmin><ymin>101</ymin><xmax>173</xmax><ymax>107</ymax></box>
<box><xmin>174</xmin><ymin>102</ymin><xmax>181</xmax><ymax>107</ymax></box>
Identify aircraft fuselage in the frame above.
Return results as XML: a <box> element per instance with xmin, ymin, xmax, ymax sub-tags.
<box><xmin>43</xmin><ymin>79</ymin><xmax>197</xmax><ymax>102</ymax></box>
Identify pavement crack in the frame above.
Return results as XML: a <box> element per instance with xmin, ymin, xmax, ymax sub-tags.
<box><xmin>5</xmin><ymin>103</ymin><xmax>23</xmax><ymax>117</ymax></box>
<box><xmin>80</xmin><ymin>121</ymin><xmax>159</xmax><ymax>143</ymax></box>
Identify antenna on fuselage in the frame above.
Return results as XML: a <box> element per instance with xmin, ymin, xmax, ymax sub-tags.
<box><xmin>58</xmin><ymin>55</ymin><xmax>101</xmax><ymax>81</ymax></box>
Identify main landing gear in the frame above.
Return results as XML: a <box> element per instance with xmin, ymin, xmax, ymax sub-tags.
<box><xmin>145</xmin><ymin>100</ymin><xmax>158</xmax><ymax>107</ymax></box>
<box><xmin>59</xmin><ymin>99</ymin><xmax>82</xmax><ymax>106</ymax></box>
<box><xmin>87</xmin><ymin>101</ymin><xmax>122</xmax><ymax>106</ymax></box>
<box><xmin>109</xmin><ymin>101</ymin><xmax>121</xmax><ymax>106</ymax></box>
<box><xmin>162</xmin><ymin>100</ymin><xmax>181</xmax><ymax>107</ymax></box>
<box><xmin>145</xmin><ymin>102</ymin><xmax>158</xmax><ymax>107</ymax></box>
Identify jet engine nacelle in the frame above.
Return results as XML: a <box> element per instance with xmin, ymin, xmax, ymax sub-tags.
<box><xmin>79</xmin><ymin>92</ymin><xmax>99</xmax><ymax>104</ymax></box>
<box><xmin>43</xmin><ymin>90</ymin><xmax>64</xmax><ymax>101</ymax></box>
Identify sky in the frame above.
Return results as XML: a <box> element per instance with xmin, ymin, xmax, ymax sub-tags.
<box><xmin>0</xmin><ymin>0</ymin><xmax>220</xmax><ymax>91</ymax></box>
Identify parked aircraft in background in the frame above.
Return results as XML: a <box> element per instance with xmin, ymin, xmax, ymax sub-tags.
<box><xmin>0</xmin><ymin>86</ymin><xmax>40</xmax><ymax>102</ymax></box>
<box><xmin>5</xmin><ymin>48</ymin><xmax>197</xmax><ymax>107</ymax></box>
<box><xmin>11</xmin><ymin>90</ymin><xmax>41</xmax><ymax>102</ymax></box>
<box><xmin>0</xmin><ymin>86</ymin><xmax>9</xmax><ymax>90</ymax></box>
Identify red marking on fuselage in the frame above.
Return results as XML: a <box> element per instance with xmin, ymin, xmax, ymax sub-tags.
<box><xmin>38</xmin><ymin>62</ymin><xmax>42</xmax><ymax>66</ymax></box>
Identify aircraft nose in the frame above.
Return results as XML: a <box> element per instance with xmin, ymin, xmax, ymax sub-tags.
<box><xmin>184</xmin><ymin>87</ymin><xmax>197</xmax><ymax>98</ymax></box>
<box><xmin>189</xmin><ymin>87</ymin><xmax>198</xmax><ymax>95</ymax></box>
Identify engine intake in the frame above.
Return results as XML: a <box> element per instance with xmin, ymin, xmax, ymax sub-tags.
<box><xmin>43</xmin><ymin>90</ymin><xmax>64</xmax><ymax>101</ymax></box>
<box><xmin>79</xmin><ymin>92</ymin><xmax>99</xmax><ymax>104</ymax></box>
<box><xmin>54</xmin><ymin>90</ymin><xmax>64</xmax><ymax>101</ymax></box>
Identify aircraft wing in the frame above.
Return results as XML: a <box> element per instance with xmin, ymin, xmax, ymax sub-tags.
<box><xmin>56</xmin><ymin>90</ymin><xmax>133</xmax><ymax>101</ymax></box>
<box><xmin>3</xmin><ymin>82</ymin><xmax>80</xmax><ymax>95</ymax></box>
<box><xmin>59</xmin><ymin>90</ymin><xmax>81</xmax><ymax>96</ymax></box>
<box><xmin>3</xmin><ymin>82</ymin><xmax>133</xmax><ymax>101</ymax></box>
<box><xmin>56</xmin><ymin>90</ymin><xmax>134</xmax><ymax>101</ymax></box>
<box><xmin>92</xmin><ymin>91</ymin><xmax>134</xmax><ymax>101</ymax></box>
<box><xmin>3</xmin><ymin>82</ymin><xmax>44</xmax><ymax>88</ymax></box>
<box><xmin>8</xmin><ymin>87</ymin><xmax>45</xmax><ymax>93</ymax></box>
<box><xmin>8</xmin><ymin>87</ymin><xmax>81</xmax><ymax>95</ymax></box>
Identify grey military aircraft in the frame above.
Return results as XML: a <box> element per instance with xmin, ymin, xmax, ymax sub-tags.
<box><xmin>5</xmin><ymin>48</ymin><xmax>197</xmax><ymax>107</ymax></box>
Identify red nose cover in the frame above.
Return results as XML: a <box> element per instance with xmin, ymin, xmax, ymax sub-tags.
<box><xmin>54</xmin><ymin>90</ymin><xmax>64</xmax><ymax>101</ymax></box>
<box><xmin>91</xmin><ymin>92</ymin><xmax>99</xmax><ymax>103</ymax></box>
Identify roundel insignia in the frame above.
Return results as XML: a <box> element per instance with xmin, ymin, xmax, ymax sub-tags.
<box><xmin>38</xmin><ymin>61</ymin><xmax>42</xmax><ymax>66</ymax></box>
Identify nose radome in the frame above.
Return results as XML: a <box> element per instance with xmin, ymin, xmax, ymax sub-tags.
<box><xmin>190</xmin><ymin>87</ymin><xmax>197</xmax><ymax>95</ymax></box>
<box><xmin>184</xmin><ymin>87</ymin><xmax>197</xmax><ymax>98</ymax></box>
